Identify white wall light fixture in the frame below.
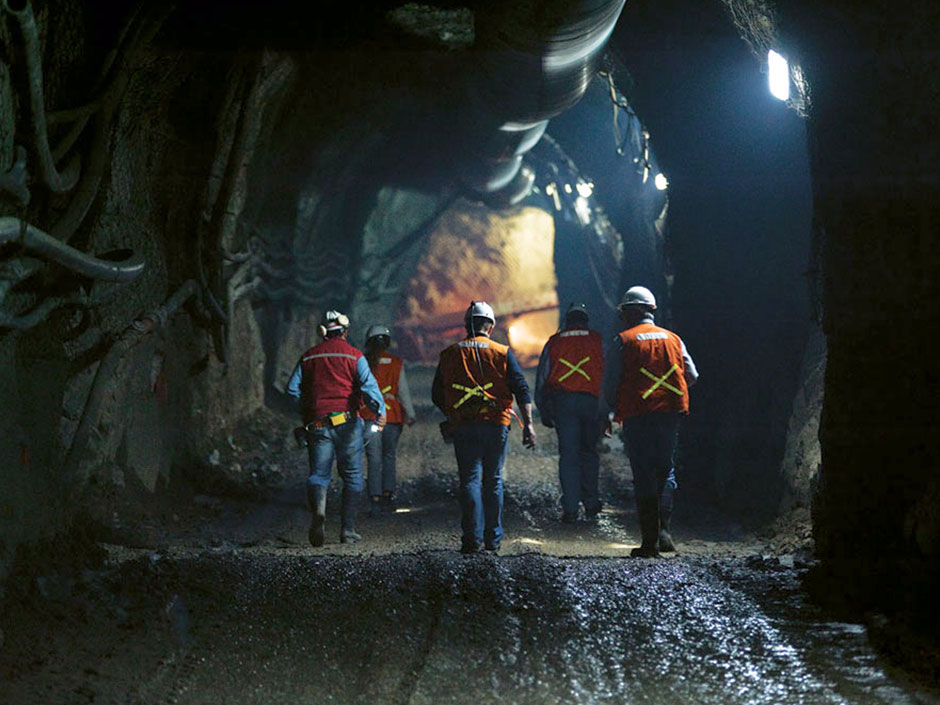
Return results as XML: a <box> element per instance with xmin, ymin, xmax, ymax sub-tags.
<box><xmin>768</xmin><ymin>49</ymin><xmax>790</xmax><ymax>101</ymax></box>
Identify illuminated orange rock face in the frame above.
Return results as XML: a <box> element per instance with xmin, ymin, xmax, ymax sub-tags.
<box><xmin>506</xmin><ymin>309</ymin><xmax>560</xmax><ymax>368</ymax></box>
<box><xmin>397</xmin><ymin>200</ymin><xmax>558</xmax><ymax>366</ymax></box>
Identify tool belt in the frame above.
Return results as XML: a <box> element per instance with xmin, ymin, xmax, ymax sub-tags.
<box><xmin>306</xmin><ymin>411</ymin><xmax>355</xmax><ymax>429</ymax></box>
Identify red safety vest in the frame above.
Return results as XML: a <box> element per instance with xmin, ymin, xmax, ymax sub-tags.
<box><xmin>614</xmin><ymin>322</ymin><xmax>690</xmax><ymax>421</ymax></box>
<box><xmin>362</xmin><ymin>354</ymin><xmax>404</xmax><ymax>424</ymax></box>
<box><xmin>545</xmin><ymin>327</ymin><xmax>603</xmax><ymax>397</ymax></box>
<box><xmin>298</xmin><ymin>337</ymin><xmax>364</xmax><ymax>425</ymax></box>
<box><xmin>439</xmin><ymin>336</ymin><xmax>514</xmax><ymax>426</ymax></box>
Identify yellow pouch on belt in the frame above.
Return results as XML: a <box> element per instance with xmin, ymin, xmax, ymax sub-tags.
<box><xmin>328</xmin><ymin>412</ymin><xmax>348</xmax><ymax>427</ymax></box>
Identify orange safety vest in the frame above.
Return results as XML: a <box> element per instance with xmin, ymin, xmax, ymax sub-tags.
<box><xmin>439</xmin><ymin>336</ymin><xmax>514</xmax><ymax>426</ymax></box>
<box><xmin>545</xmin><ymin>328</ymin><xmax>603</xmax><ymax>397</ymax></box>
<box><xmin>361</xmin><ymin>354</ymin><xmax>404</xmax><ymax>424</ymax></box>
<box><xmin>614</xmin><ymin>322</ymin><xmax>690</xmax><ymax>421</ymax></box>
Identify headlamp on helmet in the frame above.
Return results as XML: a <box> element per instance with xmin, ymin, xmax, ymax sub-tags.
<box><xmin>365</xmin><ymin>324</ymin><xmax>391</xmax><ymax>347</ymax></box>
<box><xmin>565</xmin><ymin>301</ymin><xmax>589</xmax><ymax>323</ymax></box>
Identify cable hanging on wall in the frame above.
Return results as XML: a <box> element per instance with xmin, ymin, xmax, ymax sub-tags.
<box><xmin>597</xmin><ymin>62</ymin><xmax>652</xmax><ymax>183</ymax></box>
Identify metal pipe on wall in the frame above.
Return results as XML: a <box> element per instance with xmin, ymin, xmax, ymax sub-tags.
<box><xmin>0</xmin><ymin>217</ymin><xmax>145</xmax><ymax>282</ymax></box>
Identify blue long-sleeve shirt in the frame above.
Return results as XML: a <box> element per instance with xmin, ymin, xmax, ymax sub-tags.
<box><xmin>287</xmin><ymin>355</ymin><xmax>386</xmax><ymax>416</ymax></box>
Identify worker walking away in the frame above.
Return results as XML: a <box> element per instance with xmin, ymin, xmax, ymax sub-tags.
<box><xmin>361</xmin><ymin>325</ymin><xmax>416</xmax><ymax>514</ymax></box>
<box><xmin>432</xmin><ymin>301</ymin><xmax>536</xmax><ymax>554</ymax></box>
<box><xmin>535</xmin><ymin>302</ymin><xmax>605</xmax><ymax>523</ymax></box>
<box><xmin>602</xmin><ymin>286</ymin><xmax>698</xmax><ymax>557</ymax></box>
<box><xmin>287</xmin><ymin>310</ymin><xmax>386</xmax><ymax>547</ymax></box>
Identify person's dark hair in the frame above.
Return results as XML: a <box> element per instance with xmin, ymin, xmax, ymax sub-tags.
<box><xmin>466</xmin><ymin>316</ymin><xmax>493</xmax><ymax>336</ymax></box>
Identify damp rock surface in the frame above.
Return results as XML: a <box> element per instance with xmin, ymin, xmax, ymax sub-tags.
<box><xmin>1</xmin><ymin>550</ymin><xmax>933</xmax><ymax>705</ymax></box>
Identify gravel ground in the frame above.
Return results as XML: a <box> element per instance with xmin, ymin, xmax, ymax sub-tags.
<box><xmin>2</xmin><ymin>371</ymin><xmax>935</xmax><ymax>704</ymax></box>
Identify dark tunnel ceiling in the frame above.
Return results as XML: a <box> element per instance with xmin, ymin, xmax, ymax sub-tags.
<box><xmin>158</xmin><ymin>0</ymin><xmax>475</xmax><ymax>51</ymax></box>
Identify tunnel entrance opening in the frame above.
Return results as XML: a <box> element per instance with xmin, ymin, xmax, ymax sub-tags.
<box><xmin>394</xmin><ymin>200</ymin><xmax>558</xmax><ymax>367</ymax></box>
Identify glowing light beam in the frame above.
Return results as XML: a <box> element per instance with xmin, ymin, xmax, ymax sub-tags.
<box><xmin>768</xmin><ymin>49</ymin><xmax>790</xmax><ymax>101</ymax></box>
<box><xmin>516</xmin><ymin>537</ymin><xmax>543</xmax><ymax>546</ymax></box>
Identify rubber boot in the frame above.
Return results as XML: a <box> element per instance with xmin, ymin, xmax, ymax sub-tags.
<box><xmin>308</xmin><ymin>484</ymin><xmax>327</xmax><ymax>548</ymax></box>
<box><xmin>341</xmin><ymin>488</ymin><xmax>362</xmax><ymax>543</ymax></box>
<box><xmin>658</xmin><ymin>485</ymin><xmax>676</xmax><ymax>553</ymax></box>
<box><xmin>631</xmin><ymin>498</ymin><xmax>661</xmax><ymax>558</ymax></box>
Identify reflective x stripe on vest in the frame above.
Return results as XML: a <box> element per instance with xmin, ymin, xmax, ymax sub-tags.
<box><xmin>451</xmin><ymin>382</ymin><xmax>494</xmax><ymax>408</ymax></box>
<box><xmin>640</xmin><ymin>363</ymin><xmax>683</xmax><ymax>399</ymax></box>
<box><xmin>557</xmin><ymin>356</ymin><xmax>592</xmax><ymax>383</ymax></box>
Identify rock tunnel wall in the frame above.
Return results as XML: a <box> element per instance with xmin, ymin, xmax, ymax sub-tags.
<box><xmin>0</xmin><ymin>1</ymin><xmax>284</xmax><ymax>576</ymax></box>
<box><xmin>724</xmin><ymin>0</ymin><xmax>940</xmax><ymax>623</ymax></box>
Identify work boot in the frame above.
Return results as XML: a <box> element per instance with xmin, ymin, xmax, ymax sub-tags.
<box><xmin>631</xmin><ymin>498</ymin><xmax>661</xmax><ymax>558</ymax></box>
<box><xmin>340</xmin><ymin>488</ymin><xmax>362</xmax><ymax>543</ymax></box>
<box><xmin>658</xmin><ymin>485</ymin><xmax>676</xmax><ymax>553</ymax></box>
<box><xmin>584</xmin><ymin>502</ymin><xmax>603</xmax><ymax>522</ymax></box>
<box><xmin>308</xmin><ymin>484</ymin><xmax>327</xmax><ymax>548</ymax></box>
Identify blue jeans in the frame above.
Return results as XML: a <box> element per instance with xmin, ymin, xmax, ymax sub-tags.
<box><xmin>365</xmin><ymin>423</ymin><xmax>403</xmax><ymax>496</ymax></box>
<box><xmin>553</xmin><ymin>392</ymin><xmax>601</xmax><ymax>516</ymax></box>
<box><xmin>621</xmin><ymin>412</ymin><xmax>681</xmax><ymax>502</ymax></box>
<box><xmin>306</xmin><ymin>417</ymin><xmax>364</xmax><ymax>507</ymax></box>
<box><xmin>453</xmin><ymin>422</ymin><xmax>509</xmax><ymax>549</ymax></box>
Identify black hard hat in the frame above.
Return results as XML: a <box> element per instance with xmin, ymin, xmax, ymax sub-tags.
<box><xmin>565</xmin><ymin>302</ymin><xmax>589</xmax><ymax>320</ymax></box>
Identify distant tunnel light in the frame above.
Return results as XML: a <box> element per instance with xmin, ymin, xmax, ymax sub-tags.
<box><xmin>576</xmin><ymin>181</ymin><xmax>594</xmax><ymax>198</ymax></box>
<box><xmin>767</xmin><ymin>49</ymin><xmax>790</xmax><ymax>101</ymax></box>
<box><xmin>654</xmin><ymin>173</ymin><xmax>668</xmax><ymax>191</ymax></box>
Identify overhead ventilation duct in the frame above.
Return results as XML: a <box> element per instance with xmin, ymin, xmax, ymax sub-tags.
<box><xmin>463</xmin><ymin>0</ymin><xmax>627</xmax><ymax>206</ymax></box>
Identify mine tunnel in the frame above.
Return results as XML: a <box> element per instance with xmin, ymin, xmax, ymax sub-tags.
<box><xmin>1</xmin><ymin>0</ymin><xmax>939</xmax><ymax>702</ymax></box>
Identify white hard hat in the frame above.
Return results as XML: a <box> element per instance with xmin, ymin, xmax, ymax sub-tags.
<box><xmin>618</xmin><ymin>286</ymin><xmax>657</xmax><ymax>310</ymax></box>
<box><xmin>318</xmin><ymin>309</ymin><xmax>350</xmax><ymax>337</ymax></box>
<box><xmin>365</xmin><ymin>324</ymin><xmax>391</xmax><ymax>341</ymax></box>
<box><xmin>464</xmin><ymin>301</ymin><xmax>495</xmax><ymax>328</ymax></box>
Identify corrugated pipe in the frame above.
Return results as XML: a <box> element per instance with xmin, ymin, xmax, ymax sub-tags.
<box><xmin>0</xmin><ymin>216</ymin><xmax>145</xmax><ymax>282</ymax></box>
<box><xmin>463</xmin><ymin>0</ymin><xmax>627</xmax><ymax>206</ymax></box>
<box><xmin>2</xmin><ymin>0</ymin><xmax>81</xmax><ymax>193</ymax></box>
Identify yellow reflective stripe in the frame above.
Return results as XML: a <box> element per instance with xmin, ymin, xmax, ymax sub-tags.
<box><xmin>640</xmin><ymin>364</ymin><xmax>683</xmax><ymax>398</ymax></box>
<box><xmin>557</xmin><ymin>356</ymin><xmax>592</xmax><ymax>382</ymax></box>
<box><xmin>381</xmin><ymin>385</ymin><xmax>392</xmax><ymax>394</ymax></box>
<box><xmin>451</xmin><ymin>382</ymin><xmax>494</xmax><ymax>409</ymax></box>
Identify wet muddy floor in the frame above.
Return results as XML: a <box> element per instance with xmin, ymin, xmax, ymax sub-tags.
<box><xmin>2</xmin><ymin>396</ymin><xmax>938</xmax><ymax>704</ymax></box>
